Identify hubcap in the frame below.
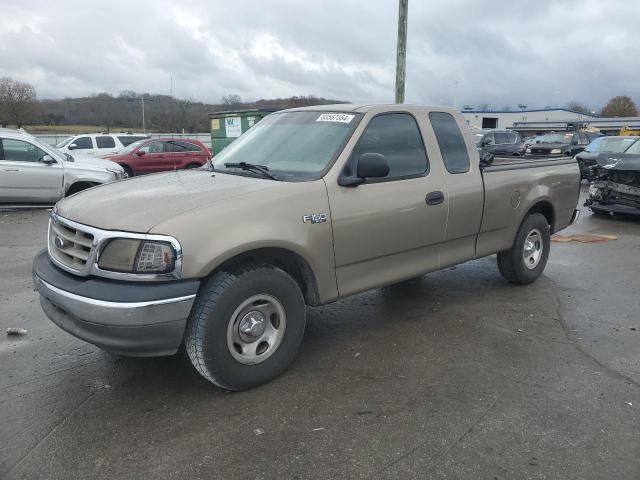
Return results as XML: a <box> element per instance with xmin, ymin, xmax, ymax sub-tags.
<box><xmin>226</xmin><ymin>294</ymin><xmax>286</xmax><ymax>365</ymax></box>
<box><xmin>523</xmin><ymin>228</ymin><xmax>543</xmax><ymax>270</ymax></box>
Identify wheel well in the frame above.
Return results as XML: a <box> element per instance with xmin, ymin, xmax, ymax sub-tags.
<box><xmin>527</xmin><ymin>201</ymin><xmax>555</xmax><ymax>232</ymax></box>
<box><xmin>214</xmin><ymin>248</ymin><xmax>321</xmax><ymax>306</ymax></box>
<box><xmin>66</xmin><ymin>181</ymin><xmax>98</xmax><ymax>196</ymax></box>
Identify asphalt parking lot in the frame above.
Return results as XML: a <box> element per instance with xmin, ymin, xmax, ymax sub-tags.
<box><xmin>1</xmin><ymin>186</ymin><xmax>639</xmax><ymax>480</ymax></box>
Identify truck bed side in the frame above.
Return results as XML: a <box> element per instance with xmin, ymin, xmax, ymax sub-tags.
<box><xmin>477</xmin><ymin>157</ymin><xmax>580</xmax><ymax>258</ymax></box>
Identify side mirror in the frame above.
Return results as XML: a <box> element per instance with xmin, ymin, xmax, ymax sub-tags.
<box><xmin>40</xmin><ymin>154</ymin><xmax>55</xmax><ymax>164</ymax></box>
<box><xmin>339</xmin><ymin>153</ymin><xmax>389</xmax><ymax>186</ymax></box>
<box><xmin>357</xmin><ymin>153</ymin><xmax>389</xmax><ymax>178</ymax></box>
<box><xmin>68</xmin><ymin>143</ymin><xmax>77</xmax><ymax>150</ymax></box>
<box><xmin>136</xmin><ymin>150</ymin><xmax>146</xmax><ymax>156</ymax></box>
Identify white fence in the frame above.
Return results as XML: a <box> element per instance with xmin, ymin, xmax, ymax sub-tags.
<box><xmin>34</xmin><ymin>133</ymin><xmax>212</xmax><ymax>149</ymax></box>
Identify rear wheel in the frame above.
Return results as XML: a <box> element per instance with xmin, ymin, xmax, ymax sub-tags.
<box><xmin>185</xmin><ymin>163</ymin><xmax>200</xmax><ymax>169</ymax></box>
<box><xmin>184</xmin><ymin>265</ymin><xmax>306</xmax><ymax>391</ymax></box>
<box><xmin>497</xmin><ymin>213</ymin><xmax>550</xmax><ymax>285</ymax></box>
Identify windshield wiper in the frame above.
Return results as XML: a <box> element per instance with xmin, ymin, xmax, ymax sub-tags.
<box><xmin>224</xmin><ymin>162</ymin><xmax>280</xmax><ymax>181</ymax></box>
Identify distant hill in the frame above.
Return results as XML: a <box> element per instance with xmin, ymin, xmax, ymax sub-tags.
<box><xmin>35</xmin><ymin>93</ymin><xmax>347</xmax><ymax>133</ymax></box>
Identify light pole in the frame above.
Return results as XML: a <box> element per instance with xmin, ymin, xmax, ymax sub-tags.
<box><xmin>141</xmin><ymin>97</ymin><xmax>146</xmax><ymax>134</ymax></box>
<box><xmin>395</xmin><ymin>0</ymin><xmax>408</xmax><ymax>103</ymax></box>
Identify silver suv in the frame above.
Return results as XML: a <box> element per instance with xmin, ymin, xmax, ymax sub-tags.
<box><xmin>0</xmin><ymin>129</ymin><xmax>125</xmax><ymax>205</ymax></box>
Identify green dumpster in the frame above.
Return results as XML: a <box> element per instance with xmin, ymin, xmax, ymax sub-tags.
<box><xmin>209</xmin><ymin>109</ymin><xmax>277</xmax><ymax>156</ymax></box>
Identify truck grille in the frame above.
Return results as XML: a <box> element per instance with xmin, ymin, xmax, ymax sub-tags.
<box><xmin>531</xmin><ymin>148</ymin><xmax>548</xmax><ymax>155</ymax></box>
<box><xmin>48</xmin><ymin>216</ymin><xmax>95</xmax><ymax>272</ymax></box>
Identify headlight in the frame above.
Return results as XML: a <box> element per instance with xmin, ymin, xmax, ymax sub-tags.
<box><xmin>107</xmin><ymin>168</ymin><xmax>125</xmax><ymax>180</ymax></box>
<box><xmin>551</xmin><ymin>149</ymin><xmax>561</xmax><ymax>154</ymax></box>
<box><xmin>98</xmin><ymin>239</ymin><xmax>175</xmax><ymax>273</ymax></box>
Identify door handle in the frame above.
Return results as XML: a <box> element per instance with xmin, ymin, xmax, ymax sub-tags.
<box><xmin>3</xmin><ymin>168</ymin><xmax>19</xmax><ymax>172</ymax></box>
<box><xmin>425</xmin><ymin>191</ymin><xmax>444</xmax><ymax>206</ymax></box>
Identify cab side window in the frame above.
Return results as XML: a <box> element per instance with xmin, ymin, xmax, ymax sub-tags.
<box><xmin>72</xmin><ymin>137</ymin><xmax>93</xmax><ymax>150</ymax></box>
<box><xmin>348</xmin><ymin>113</ymin><xmax>429</xmax><ymax>180</ymax></box>
<box><xmin>96</xmin><ymin>136</ymin><xmax>116</xmax><ymax>149</ymax></box>
<box><xmin>429</xmin><ymin>112</ymin><xmax>471</xmax><ymax>174</ymax></box>
<box><xmin>0</xmin><ymin>139</ymin><xmax>48</xmax><ymax>162</ymax></box>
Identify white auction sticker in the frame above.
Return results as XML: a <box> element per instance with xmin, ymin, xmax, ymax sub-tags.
<box><xmin>316</xmin><ymin>113</ymin><xmax>354</xmax><ymax>123</ymax></box>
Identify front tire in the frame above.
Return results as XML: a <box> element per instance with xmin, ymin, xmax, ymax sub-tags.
<box><xmin>497</xmin><ymin>213</ymin><xmax>550</xmax><ymax>285</ymax></box>
<box><xmin>120</xmin><ymin>165</ymin><xmax>134</xmax><ymax>178</ymax></box>
<box><xmin>184</xmin><ymin>265</ymin><xmax>306</xmax><ymax>391</ymax></box>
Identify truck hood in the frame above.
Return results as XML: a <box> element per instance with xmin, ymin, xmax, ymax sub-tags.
<box><xmin>595</xmin><ymin>153</ymin><xmax>640</xmax><ymax>171</ymax></box>
<box><xmin>531</xmin><ymin>142</ymin><xmax>571</xmax><ymax>150</ymax></box>
<box><xmin>55</xmin><ymin>170</ymin><xmax>282</xmax><ymax>232</ymax></box>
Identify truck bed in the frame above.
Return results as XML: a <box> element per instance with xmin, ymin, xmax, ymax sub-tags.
<box><xmin>476</xmin><ymin>154</ymin><xmax>580</xmax><ymax>258</ymax></box>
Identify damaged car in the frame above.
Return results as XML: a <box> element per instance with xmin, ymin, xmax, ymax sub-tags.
<box><xmin>575</xmin><ymin>136</ymin><xmax>638</xmax><ymax>179</ymax></box>
<box><xmin>585</xmin><ymin>147</ymin><xmax>640</xmax><ymax>216</ymax></box>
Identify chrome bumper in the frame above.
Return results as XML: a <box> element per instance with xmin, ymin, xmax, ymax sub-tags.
<box><xmin>33</xmin><ymin>250</ymin><xmax>198</xmax><ymax>356</ymax></box>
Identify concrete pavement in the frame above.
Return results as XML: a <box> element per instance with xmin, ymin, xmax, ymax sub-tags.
<box><xmin>1</xmin><ymin>192</ymin><xmax>639</xmax><ymax>479</ymax></box>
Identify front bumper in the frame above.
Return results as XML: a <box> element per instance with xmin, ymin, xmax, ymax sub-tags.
<box><xmin>33</xmin><ymin>250</ymin><xmax>200</xmax><ymax>356</ymax></box>
<box><xmin>589</xmin><ymin>203</ymin><xmax>640</xmax><ymax>216</ymax></box>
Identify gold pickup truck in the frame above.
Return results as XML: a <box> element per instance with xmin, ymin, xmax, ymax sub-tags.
<box><xmin>33</xmin><ymin>104</ymin><xmax>580</xmax><ymax>390</ymax></box>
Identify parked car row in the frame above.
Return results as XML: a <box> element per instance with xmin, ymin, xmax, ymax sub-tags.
<box><xmin>0</xmin><ymin>128</ymin><xmax>125</xmax><ymax>205</ymax></box>
<box><xmin>0</xmin><ymin>128</ymin><xmax>212</xmax><ymax>204</ymax></box>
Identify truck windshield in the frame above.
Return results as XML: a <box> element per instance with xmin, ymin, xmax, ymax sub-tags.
<box><xmin>212</xmin><ymin>111</ymin><xmax>362</xmax><ymax>181</ymax></box>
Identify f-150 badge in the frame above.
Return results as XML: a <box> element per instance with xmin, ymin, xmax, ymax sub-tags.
<box><xmin>302</xmin><ymin>213</ymin><xmax>327</xmax><ymax>224</ymax></box>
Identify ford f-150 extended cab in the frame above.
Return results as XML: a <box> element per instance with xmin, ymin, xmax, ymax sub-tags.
<box><xmin>33</xmin><ymin>105</ymin><xmax>580</xmax><ymax>390</ymax></box>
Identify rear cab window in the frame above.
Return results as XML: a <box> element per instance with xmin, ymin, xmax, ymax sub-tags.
<box><xmin>347</xmin><ymin>113</ymin><xmax>429</xmax><ymax>180</ymax></box>
<box><xmin>429</xmin><ymin>112</ymin><xmax>471</xmax><ymax>174</ymax></box>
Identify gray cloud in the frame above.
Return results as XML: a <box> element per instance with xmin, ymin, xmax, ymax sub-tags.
<box><xmin>1</xmin><ymin>0</ymin><xmax>639</xmax><ymax>110</ymax></box>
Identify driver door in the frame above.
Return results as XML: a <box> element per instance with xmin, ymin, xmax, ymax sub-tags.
<box><xmin>0</xmin><ymin>138</ymin><xmax>63</xmax><ymax>203</ymax></box>
<box><xmin>326</xmin><ymin>113</ymin><xmax>449</xmax><ymax>297</ymax></box>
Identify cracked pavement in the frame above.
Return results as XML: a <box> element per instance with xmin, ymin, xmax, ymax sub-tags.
<box><xmin>1</xmin><ymin>186</ymin><xmax>639</xmax><ymax>479</ymax></box>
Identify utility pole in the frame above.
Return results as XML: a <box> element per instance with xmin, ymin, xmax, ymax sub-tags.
<box><xmin>141</xmin><ymin>97</ymin><xmax>146</xmax><ymax>134</ymax></box>
<box><xmin>395</xmin><ymin>0</ymin><xmax>408</xmax><ymax>103</ymax></box>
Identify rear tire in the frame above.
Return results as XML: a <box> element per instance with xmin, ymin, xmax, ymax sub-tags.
<box><xmin>497</xmin><ymin>213</ymin><xmax>550</xmax><ymax>285</ymax></box>
<box><xmin>185</xmin><ymin>163</ymin><xmax>200</xmax><ymax>169</ymax></box>
<box><xmin>184</xmin><ymin>265</ymin><xmax>306</xmax><ymax>391</ymax></box>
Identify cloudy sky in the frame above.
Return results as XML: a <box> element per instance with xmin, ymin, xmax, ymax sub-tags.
<box><xmin>1</xmin><ymin>0</ymin><xmax>638</xmax><ymax>110</ymax></box>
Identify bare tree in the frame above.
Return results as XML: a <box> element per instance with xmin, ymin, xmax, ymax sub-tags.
<box><xmin>566</xmin><ymin>101</ymin><xmax>591</xmax><ymax>114</ymax></box>
<box><xmin>600</xmin><ymin>96</ymin><xmax>638</xmax><ymax>117</ymax></box>
<box><xmin>221</xmin><ymin>94</ymin><xmax>242</xmax><ymax>107</ymax></box>
<box><xmin>0</xmin><ymin>77</ymin><xmax>37</xmax><ymax>128</ymax></box>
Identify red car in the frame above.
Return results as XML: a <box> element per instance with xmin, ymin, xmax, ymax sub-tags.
<box><xmin>104</xmin><ymin>138</ymin><xmax>211</xmax><ymax>177</ymax></box>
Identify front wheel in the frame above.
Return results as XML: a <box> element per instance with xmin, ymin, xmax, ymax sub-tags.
<box><xmin>184</xmin><ymin>265</ymin><xmax>306</xmax><ymax>391</ymax></box>
<box><xmin>497</xmin><ymin>213</ymin><xmax>550</xmax><ymax>285</ymax></box>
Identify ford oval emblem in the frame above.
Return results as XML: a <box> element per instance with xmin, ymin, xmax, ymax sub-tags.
<box><xmin>54</xmin><ymin>236</ymin><xmax>69</xmax><ymax>249</ymax></box>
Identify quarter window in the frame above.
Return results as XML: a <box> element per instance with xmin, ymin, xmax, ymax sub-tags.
<box><xmin>72</xmin><ymin>137</ymin><xmax>93</xmax><ymax>149</ymax></box>
<box><xmin>0</xmin><ymin>139</ymin><xmax>48</xmax><ymax>162</ymax></box>
<box><xmin>96</xmin><ymin>136</ymin><xmax>116</xmax><ymax>148</ymax></box>
<box><xmin>348</xmin><ymin>113</ymin><xmax>429</xmax><ymax>180</ymax></box>
<box><xmin>429</xmin><ymin>112</ymin><xmax>471</xmax><ymax>174</ymax></box>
